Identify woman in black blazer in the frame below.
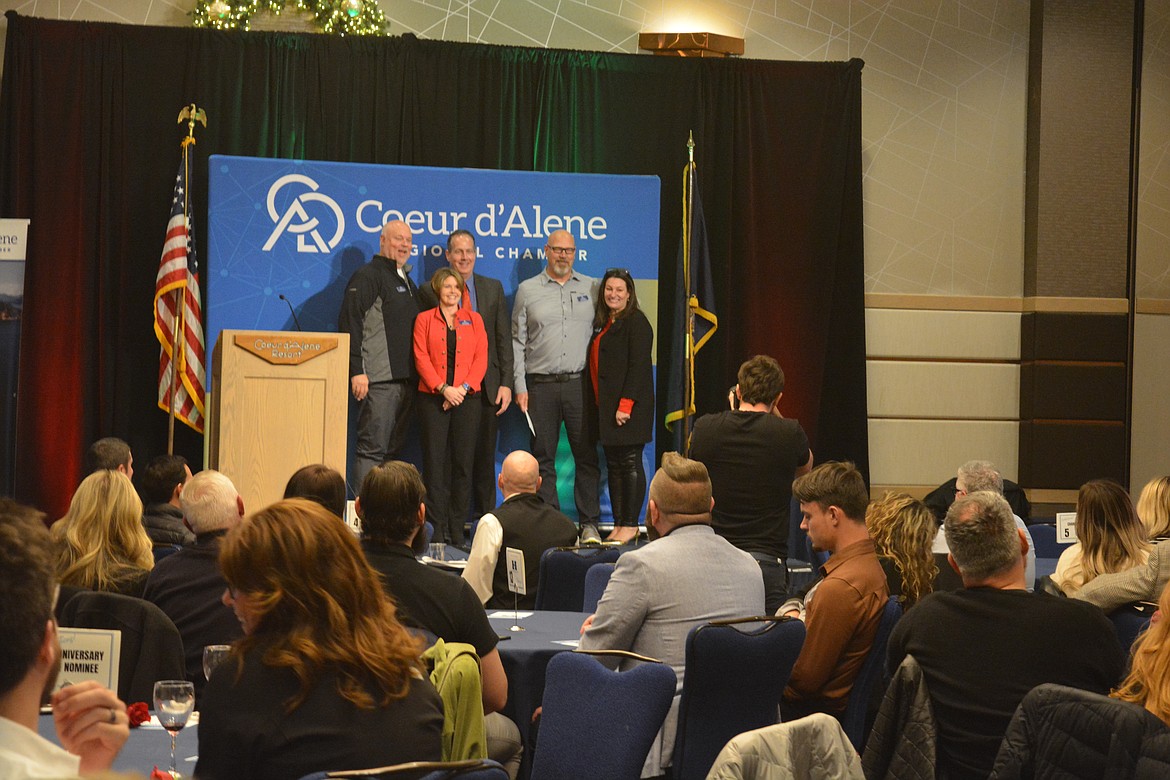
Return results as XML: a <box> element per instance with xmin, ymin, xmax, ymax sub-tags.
<box><xmin>584</xmin><ymin>268</ymin><xmax>654</xmax><ymax>543</ymax></box>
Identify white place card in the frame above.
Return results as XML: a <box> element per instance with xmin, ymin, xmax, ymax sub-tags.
<box><xmin>505</xmin><ymin>547</ymin><xmax>527</xmax><ymax>596</ymax></box>
<box><xmin>1056</xmin><ymin>512</ymin><xmax>1077</xmax><ymax>544</ymax></box>
<box><xmin>55</xmin><ymin>628</ymin><xmax>120</xmax><ymax>694</ymax></box>
<box><xmin>487</xmin><ymin>611</ymin><xmax>534</xmax><ymax>620</ymax></box>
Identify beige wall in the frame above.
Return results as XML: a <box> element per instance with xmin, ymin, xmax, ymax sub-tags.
<box><xmin>1132</xmin><ymin>0</ymin><xmax>1170</xmax><ymax>493</ymax></box>
<box><xmin>7</xmin><ymin>1</ymin><xmax>1161</xmax><ymax>492</ymax></box>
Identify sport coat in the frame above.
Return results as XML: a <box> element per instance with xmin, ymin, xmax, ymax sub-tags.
<box><xmin>1073</xmin><ymin>538</ymin><xmax>1170</xmax><ymax>612</ymax></box>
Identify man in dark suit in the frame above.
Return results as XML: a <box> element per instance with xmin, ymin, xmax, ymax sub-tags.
<box><xmin>419</xmin><ymin>229</ymin><xmax>513</xmax><ymax>517</ymax></box>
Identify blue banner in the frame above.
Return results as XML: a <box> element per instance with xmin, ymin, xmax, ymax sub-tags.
<box><xmin>207</xmin><ymin>157</ymin><xmax>661</xmax><ymax>522</ymax></box>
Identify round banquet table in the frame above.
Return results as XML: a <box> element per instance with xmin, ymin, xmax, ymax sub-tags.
<box><xmin>487</xmin><ymin>609</ymin><xmax>591</xmax><ymax>777</ymax></box>
<box><xmin>38</xmin><ymin>711</ymin><xmax>199</xmax><ymax>775</ymax></box>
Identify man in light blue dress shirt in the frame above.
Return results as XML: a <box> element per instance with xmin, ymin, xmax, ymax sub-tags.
<box><xmin>512</xmin><ymin>229</ymin><xmax>601</xmax><ymax>541</ymax></box>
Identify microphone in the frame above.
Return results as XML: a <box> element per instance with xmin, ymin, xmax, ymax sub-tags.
<box><xmin>278</xmin><ymin>294</ymin><xmax>303</xmax><ymax>332</ymax></box>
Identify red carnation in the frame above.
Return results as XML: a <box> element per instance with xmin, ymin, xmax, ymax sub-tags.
<box><xmin>127</xmin><ymin>701</ymin><xmax>150</xmax><ymax>728</ymax></box>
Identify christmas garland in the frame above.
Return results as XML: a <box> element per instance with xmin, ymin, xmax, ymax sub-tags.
<box><xmin>192</xmin><ymin>0</ymin><xmax>387</xmax><ymax>35</ymax></box>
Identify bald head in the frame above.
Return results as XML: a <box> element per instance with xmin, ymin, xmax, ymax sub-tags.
<box><xmin>379</xmin><ymin>219</ymin><xmax>413</xmax><ymax>268</ymax></box>
<box><xmin>499</xmin><ymin>451</ymin><xmax>541</xmax><ymax>497</ymax></box>
<box><xmin>544</xmin><ymin>229</ymin><xmax>576</xmax><ymax>282</ymax></box>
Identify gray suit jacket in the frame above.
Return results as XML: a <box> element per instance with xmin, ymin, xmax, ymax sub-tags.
<box><xmin>418</xmin><ymin>272</ymin><xmax>512</xmax><ymax>400</ymax></box>
<box><xmin>579</xmin><ymin>524</ymin><xmax>765</xmax><ymax>777</ymax></box>
<box><xmin>1073</xmin><ymin>538</ymin><xmax>1170</xmax><ymax>612</ymax></box>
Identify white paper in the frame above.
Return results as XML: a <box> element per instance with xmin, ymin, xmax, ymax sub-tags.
<box><xmin>487</xmin><ymin>611</ymin><xmax>534</xmax><ymax>619</ymax></box>
<box><xmin>1056</xmin><ymin>512</ymin><xmax>1077</xmax><ymax>544</ymax></box>
<box><xmin>55</xmin><ymin>628</ymin><xmax>120</xmax><ymax>695</ymax></box>
<box><xmin>505</xmin><ymin>547</ymin><xmax>527</xmax><ymax>595</ymax></box>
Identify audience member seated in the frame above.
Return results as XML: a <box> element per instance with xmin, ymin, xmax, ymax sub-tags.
<box><xmin>933</xmin><ymin>460</ymin><xmax>1036</xmax><ymax>590</ymax></box>
<box><xmin>923</xmin><ymin>473</ymin><xmax>1031</xmax><ymax>522</ymax></box>
<box><xmin>1136</xmin><ymin>475</ymin><xmax>1170</xmax><ymax>541</ymax></box>
<box><xmin>284</xmin><ymin>463</ymin><xmax>347</xmax><ymax>520</ymax></box>
<box><xmin>84</xmin><ymin>436</ymin><xmax>133</xmax><ymax>479</ymax></box>
<box><xmin>579</xmin><ymin>452</ymin><xmax>765</xmax><ymax>778</ymax></box>
<box><xmin>463</xmin><ymin>451</ymin><xmax>579</xmax><ymax>610</ymax></box>
<box><xmin>866</xmin><ymin>491</ymin><xmax>960</xmax><ymax>608</ymax></box>
<box><xmin>51</xmin><ymin>470</ymin><xmax>153</xmax><ymax>598</ymax></box>
<box><xmin>780</xmin><ymin>461</ymin><xmax>888</xmax><ymax>721</ymax></box>
<box><xmin>142</xmin><ymin>470</ymin><xmax>245</xmax><ymax>697</ymax></box>
<box><xmin>1052</xmin><ymin>479</ymin><xmax>1150</xmax><ymax>595</ymax></box>
<box><xmin>196</xmin><ymin>499</ymin><xmax>443</xmax><ymax>780</ymax></box>
<box><xmin>888</xmin><ymin>490</ymin><xmax>1125</xmax><ymax>780</ymax></box>
<box><xmin>1112</xmin><ymin>580</ymin><xmax>1170</xmax><ymax>726</ymax></box>
<box><xmin>356</xmin><ymin>461</ymin><xmax>521</xmax><ymax>777</ymax></box>
<box><xmin>137</xmin><ymin>454</ymin><xmax>194</xmax><ymax>547</ymax></box>
<box><xmin>0</xmin><ymin>498</ymin><xmax>131</xmax><ymax>776</ymax></box>
<box><xmin>1073</xmin><ymin>538</ymin><xmax>1170</xmax><ymax>614</ymax></box>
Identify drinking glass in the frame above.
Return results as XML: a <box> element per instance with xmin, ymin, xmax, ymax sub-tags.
<box><xmin>202</xmin><ymin>644</ymin><xmax>231</xmax><ymax>681</ymax></box>
<box><xmin>153</xmin><ymin>679</ymin><xmax>194</xmax><ymax>778</ymax></box>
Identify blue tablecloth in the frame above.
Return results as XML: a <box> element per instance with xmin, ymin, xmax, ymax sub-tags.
<box><xmin>489</xmin><ymin>609</ymin><xmax>590</xmax><ymax>778</ymax></box>
<box><xmin>38</xmin><ymin>713</ymin><xmax>199</xmax><ymax>775</ymax></box>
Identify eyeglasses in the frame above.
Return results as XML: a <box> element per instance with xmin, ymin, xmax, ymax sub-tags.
<box><xmin>546</xmin><ymin>245</ymin><xmax>576</xmax><ymax>256</ymax></box>
<box><xmin>606</xmin><ymin>267</ymin><xmax>632</xmax><ymax>277</ymax></box>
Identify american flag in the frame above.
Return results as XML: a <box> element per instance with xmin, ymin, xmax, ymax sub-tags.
<box><xmin>153</xmin><ymin>159</ymin><xmax>206</xmax><ymax>433</ymax></box>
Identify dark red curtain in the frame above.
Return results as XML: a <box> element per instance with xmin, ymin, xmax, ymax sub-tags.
<box><xmin>0</xmin><ymin>13</ymin><xmax>867</xmax><ymax>517</ymax></box>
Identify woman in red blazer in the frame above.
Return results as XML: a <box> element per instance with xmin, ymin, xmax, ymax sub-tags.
<box><xmin>413</xmin><ymin>268</ymin><xmax>488</xmax><ymax>546</ymax></box>
<box><xmin>584</xmin><ymin>268</ymin><xmax>654</xmax><ymax>544</ymax></box>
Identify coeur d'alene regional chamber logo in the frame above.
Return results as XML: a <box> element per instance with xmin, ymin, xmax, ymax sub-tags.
<box><xmin>262</xmin><ymin>174</ymin><xmax>345</xmax><ymax>253</ymax></box>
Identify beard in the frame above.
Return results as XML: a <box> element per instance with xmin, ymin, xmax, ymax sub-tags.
<box><xmin>410</xmin><ymin>524</ymin><xmax>428</xmax><ymax>556</ymax></box>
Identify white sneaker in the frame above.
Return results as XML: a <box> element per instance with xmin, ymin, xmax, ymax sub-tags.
<box><xmin>579</xmin><ymin>523</ymin><xmax>602</xmax><ymax>544</ymax></box>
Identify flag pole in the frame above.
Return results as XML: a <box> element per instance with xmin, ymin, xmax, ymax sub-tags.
<box><xmin>167</xmin><ymin>104</ymin><xmax>205</xmax><ymax>454</ymax></box>
<box><xmin>683</xmin><ymin>132</ymin><xmax>696</xmax><ymax>455</ymax></box>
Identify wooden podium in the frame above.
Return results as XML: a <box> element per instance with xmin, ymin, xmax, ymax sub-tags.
<box><xmin>209</xmin><ymin>330</ymin><xmax>350</xmax><ymax>517</ymax></box>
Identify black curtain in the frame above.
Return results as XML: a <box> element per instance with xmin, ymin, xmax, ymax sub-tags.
<box><xmin>0</xmin><ymin>13</ymin><xmax>867</xmax><ymax>517</ymax></box>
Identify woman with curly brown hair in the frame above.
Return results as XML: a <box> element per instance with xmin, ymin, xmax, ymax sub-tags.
<box><xmin>51</xmin><ymin>469</ymin><xmax>153</xmax><ymax>597</ymax></box>
<box><xmin>866</xmin><ymin>491</ymin><xmax>940</xmax><ymax>608</ymax></box>
<box><xmin>196</xmin><ymin>499</ymin><xmax>442</xmax><ymax>780</ymax></box>
<box><xmin>1112</xmin><ymin>580</ymin><xmax>1170</xmax><ymax>725</ymax></box>
<box><xmin>1053</xmin><ymin>480</ymin><xmax>1150</xmax><ymax>595</ymax></box>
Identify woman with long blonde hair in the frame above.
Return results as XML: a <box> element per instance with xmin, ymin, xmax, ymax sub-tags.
<box><xmin>195</xmin><ymin>499</ymin><xmax>442</xmax><ymax>780</ymax></box>
<box><xmin>866</xmin><ymin>491</ymin><xmax>939</xmax><ymax>608</ymax></box>
<box><xmin>1053</xmin><ymin>480</ymin><xmax>1150</xmax><ymax>595</ymax></box>
<box><xmin>51</xmin><ymin>469</ymin><xmax>152</xmax><ymax>596</ymax></box>
<box><xmin>1136</xmin><ymin>476</ymin><xmax>1170</xmax><ymax>540</ymax></box>
<box><xmin>1112</xmin><ymin>580</ymin><xmax>1170</xmax><ymax>725</ymax></box>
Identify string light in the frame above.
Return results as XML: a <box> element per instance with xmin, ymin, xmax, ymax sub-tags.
<box><xmin>191</xmin><ymin>0</ymin><xmax>387</xmax><ymax>35</ymax></box>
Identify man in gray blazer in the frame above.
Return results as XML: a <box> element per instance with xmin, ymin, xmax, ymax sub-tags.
<box><xmin>579</xmin><ymin>452</ymin><xmax>764</xmax><ymax>778</ymax></box>
<box><xmin>419</xmin><ymin>230</ymin><xmax>514</xmax><ymax>517</ymax></box>
<box><xmin>1073</xmin><ymin>538</ymin><xmax>1170</xmax><ymax>611</ymax></box>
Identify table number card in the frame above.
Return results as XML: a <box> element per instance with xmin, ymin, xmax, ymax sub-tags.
<box><xmin>505</xmin><ymin>547</ymin><xmax>527</xmax><ymax>596</ymax></box>
<box><xmin>55</xmin><ymin>627</ymin><xmax>120</xmax><ymax>694</ymax></box>
<box><xmin>1056</xmin><ymin>512</ymin><xmax>1078</xmax><ymax>544</ymax></box>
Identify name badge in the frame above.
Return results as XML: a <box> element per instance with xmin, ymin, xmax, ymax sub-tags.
<box><xmin>396</xmin><ymin>285</ymin><xmax>407</xmax><ymax>293</ymax></box>
<box><xmin>458</xmin><ymin>319</ymin><xmax>472</xmax><ymax>326</ymax></box>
